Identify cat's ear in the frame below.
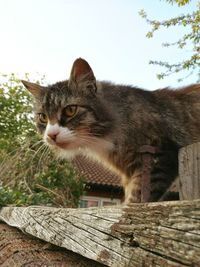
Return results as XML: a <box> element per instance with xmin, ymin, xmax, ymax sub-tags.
<box><xmin>69</xmin><ymin>58</ymin><xmax>97</xmax><ymax>93</ymax></box>
<box><xmin>21</xmin><ymin>80</ymin><xmax>45</xmax><ymax>99</ymax></box>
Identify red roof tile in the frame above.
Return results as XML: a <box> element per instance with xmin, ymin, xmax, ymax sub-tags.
<box><xmin>72</xmin><ymin>155</ymin><xmax>121</xmax><ymax>188</ymax></box>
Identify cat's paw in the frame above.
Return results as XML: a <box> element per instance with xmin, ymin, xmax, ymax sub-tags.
<box><xmin>124</xmin><ymin>191</ymin><xmax>141</xmax><ymax>204</ymax></box>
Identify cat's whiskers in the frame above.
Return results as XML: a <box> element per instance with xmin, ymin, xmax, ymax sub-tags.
<box><xmin>28</xmin><ymin>142</ymin><xmax>47</xmax><ymax>168</ymax></box>
<box><xmin>36</xmin><ymin>144</ymin><xmax>50</xmax><ymax>172</ymax></box>
<box><xmin>22</xmin><ymin>58</ymin><xmax>200</xmax><ymax>204</ymax></box>
<box><xmin>43</xmin><ymin>146</ymin><xmax>51</xmax><ymax>163</ymax></box>
<box><xmin>23</xmin><ymin>140</ymin><xmax>45</xmax><ymax>163</ymax></box>
<box><xmin>28</xmin><ymin>140</ymin><xmax>44</xmax><ymax>150</ymax></box>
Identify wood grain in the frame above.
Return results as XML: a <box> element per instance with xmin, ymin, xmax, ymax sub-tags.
<box><xmin>1</xmin><ymin>200</ymin><xmax>200</xmax><ymax>267</ymax></box>
<box><xmin>0</xmin><ymin>222</ymin><xmax>105</xmax><ymax>267</ymax></box>
<box><xmin>179</xmin><ymin>142</ymin><xmax>200</xmax><ymax>200</ymax></box>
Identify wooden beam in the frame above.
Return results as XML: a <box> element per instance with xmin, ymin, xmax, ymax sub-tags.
<box><xmin>0</xmin><ymin>222</ymin><xmax>105</xmax><ymax>267</ymax></box>
<box><xmin>1</xmin><ymin>200</ymin><xmax>200</xmax><ymax>267</ymax></box>
<box><xmin>179</xmin><ymin>142</ymin><xmax>200</xmax><ymax>200</ymax></box>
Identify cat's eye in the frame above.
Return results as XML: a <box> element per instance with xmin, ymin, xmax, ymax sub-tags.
<box><xmin>38</xmin><ymin>113</ymin><xmax>48</xmax><ymax>124</ymax></box>
<box><xmin>65</xmin><ymin>105</ymin><xmax>78</xmax><ymax>117</ymax></box>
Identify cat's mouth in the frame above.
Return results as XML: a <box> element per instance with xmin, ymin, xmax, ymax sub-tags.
<box><xmin>46</xmin><ymin>136</ymin><xmax>79</xmax><ymax>150</ymax></box>
<box><xmin>56</xmin><ymin>142</ymin><xmax>72</xmax><ymax>149</ymax></box>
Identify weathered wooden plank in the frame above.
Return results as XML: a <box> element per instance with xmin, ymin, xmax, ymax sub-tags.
<box><xmin>179</xmin><ymin>142</ymin><xmax>200</xmax><ymax>200</ymax></box>
<box><xmin>1</xmin><ymin>200</ymin><xmax>200</xmax><ymax>267</ymax></box>
<box><xmin>0</xmin><ymin>222</ymin><xmax>105</xmax><ymax>267</ymax></box>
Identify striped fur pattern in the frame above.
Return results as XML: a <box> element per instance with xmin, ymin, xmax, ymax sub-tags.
<box><xmin>22</xmin><ymin>58</ymin><xmax>200</xmax><ymax>203</ymax></box>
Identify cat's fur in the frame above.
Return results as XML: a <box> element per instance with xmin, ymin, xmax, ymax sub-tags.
<box><xmin>22</xmin><ymin>58</ymin><xmax>200</xmax><ymax>203</ymax></box>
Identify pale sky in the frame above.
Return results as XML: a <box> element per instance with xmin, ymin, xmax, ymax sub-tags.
<box><xmin>0</xmin><ymin>0</ymin><xmax>198</xmax><ymax>90</ymax></box>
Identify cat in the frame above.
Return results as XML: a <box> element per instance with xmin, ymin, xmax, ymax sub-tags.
<box><xmin>22</xmin><ymin>58</ymin><xmax>200</xmax><ymax>203</ymax></box>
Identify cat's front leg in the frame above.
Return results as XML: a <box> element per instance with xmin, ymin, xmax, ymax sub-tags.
<box><xmin>122</xmin><ymin>170</ymin><xmax>142</xmax><ymax>204</ymax></box>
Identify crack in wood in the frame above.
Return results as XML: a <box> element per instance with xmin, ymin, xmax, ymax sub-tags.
<box><xmin>68</xmin><ymin>213</ymin><xmax>126</xmax><ymax>243</ymax></box>
<box><xmin>28</xmin><ymin>212</ymin><xmax>92</xmax><ymax>254</ymax></box>
<box><xmin>55</xmin><ymin>216</ymin><xmax>131</xmax><ymax>262</ymax></box>
<box><xmin>1</xmin><ymin>201</ymin><xmax>200</xmax><ymax>267</ymax></box>
<box><xmin>29</xmin><ymin>210</ymin><xmax>130</xmax><ymax>266</ymax></box>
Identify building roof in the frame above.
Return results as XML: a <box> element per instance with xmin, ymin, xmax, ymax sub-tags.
<box><xmin>72</xmin><ymin>155</ymin><xmax>121</xmax><ymax>188</ymax></box>
<box><xmin>72</xmin><ymin>155</ymin><xmax>178</xmax><ymax>198</ymax></box>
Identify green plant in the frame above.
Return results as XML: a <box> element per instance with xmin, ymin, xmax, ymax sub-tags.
<box><xmin>139</xmin><ymin>0</ymin><xmax>200</xmax><ymax>82</ymax></box>
<box><xmin>0</xmin><ymin>74</ymin><xmax>84</xmax><ymax>207</ymax></box>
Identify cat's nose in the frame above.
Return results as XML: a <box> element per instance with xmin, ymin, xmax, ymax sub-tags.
<box><xmin>46</xmin><ymin>123</ymin><xmax>60</xmax><ymax>143</ymax></box>
<box><xmin>48</xmin><ymin>133</ymin><xmax>58</xmax><ymax>142</ymax></box>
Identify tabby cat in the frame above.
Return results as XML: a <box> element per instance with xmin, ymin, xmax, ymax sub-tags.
<box><xmin>22</xmin><ymin>58</ymin><xmax>200</xmax><ymax>203</ymax></box>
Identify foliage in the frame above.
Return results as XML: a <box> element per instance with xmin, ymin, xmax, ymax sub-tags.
<box><xmin>165</xmin><ymin>0</ymin><xmax>191</xmax><ymax>6</ymax></box>
<box><xmin>0</xmin><ymin>74</ymin><xmax>84</xmax><ymax>207</ymax></box>
<box><xmin>139</xmin><ymin>0</ymin><xmax>200</xmax><ymax>82</ymax></box>
<box><xmin>0</xmin><ymin>73</ymin><xmax>35</xmax><ymax>150</ymax></box>
<box><xmin>0</xmin><ymin>149</ymin><xmax>84</xmax><ymax>207</ymax></box>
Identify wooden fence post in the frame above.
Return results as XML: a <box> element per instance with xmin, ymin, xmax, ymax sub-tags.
<box><xmin>139</xmin><ymin>145</ymin><xmax>160</xmax><ymax>202</ymax></box>
<box><xmin>179</xmin><ymin>142</ymin><xmax>200</xmax><ymax>200</ymax></box>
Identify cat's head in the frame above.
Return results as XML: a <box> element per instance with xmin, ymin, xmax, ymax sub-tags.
<box><xmin>22</xmin><ymin>58</ymin><xmax>114</xmax><ymax>159</ymax></box>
